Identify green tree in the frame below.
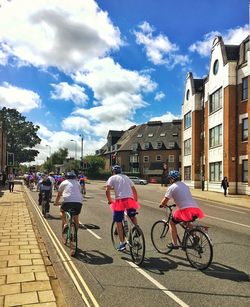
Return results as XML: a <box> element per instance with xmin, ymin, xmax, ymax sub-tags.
<box><xmin>42</xmin><ymin>148</ymin><xmax>68</xmax><ymax>172</ymax></box>
<box><xmin>0</xmin><ymin>107</ymin><xmax>41</xmax><ymax>163</ymax></box>
<box><xmin>85</xmin><ymin>155</ymin><xmax>105</xmax><ymax>177</ymax></box>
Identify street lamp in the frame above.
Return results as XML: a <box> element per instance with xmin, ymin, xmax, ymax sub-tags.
<box><xmin>79</xmin><ymin>133</ymin><xmax>84</xmax><ymax>160</ymax></box>
<box><xmin>46</xmin><ymin>145</ymin><xmax>51</xmax><ymax>157</ymax></box>
<box><xmin>70</xmin><ymin>140</ymin><xmax>77</xmax><ymax>160</ymax></box>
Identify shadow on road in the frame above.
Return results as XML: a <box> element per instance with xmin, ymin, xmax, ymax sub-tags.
<box><xmin>76</xmin><ymin>249</ymin><xmax>113</xmax><ymax>265</ymax></box>
<box><xmin>79</xmin><ymin>223</ymin><xmax>100</xmax><ymax>230</ymax></box>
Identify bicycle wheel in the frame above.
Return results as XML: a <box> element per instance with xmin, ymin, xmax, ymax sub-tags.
<box><xmin>62</xmin><ymin>224</ymin><xmax>69</xmax><ymax>246</ymax></box>
<box><xmin>185</xmin><ymin>228</ymin><xmax>213</xmax><ymax>270</ymax></box>
<box><xmin>69</xmin><ymin>222</ymin><xmax>77</xmax><ymax>257</ymax></box>
<box><xmin>151</xmin><ymin>220</ymin><xmax>172</xmax><ymax>254</ymax></box>
<box><xmin>111</xmin><ymin>221</ymin><xmax>120</xmax><ymax>250</ymax></box>
<box><xmin>129</xmin><ymin>225</ymin><xmax>145</xmax><ymax>266</ymax></box>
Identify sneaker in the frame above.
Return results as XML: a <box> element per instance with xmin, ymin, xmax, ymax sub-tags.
<box><xmin>117</xmin><ymin>243</ymin><xmax>126</xmax><ymax>251</ymax></box>
<box><xmin>62</xmin><ymin>225</ymin><xmax>68</xmax><ymax>234</ymax></box>
<box><xmin>167</xmin><ymin>243</ymin><xmax>179</xmax><ymax>250</ymax></box>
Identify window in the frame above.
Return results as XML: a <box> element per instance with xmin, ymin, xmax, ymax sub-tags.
<box><xmin>144</xmin><ymin>142</ymin><xmax>150</xmax><ymax>149</ymax></box>
<box><xmin>160</xmin><ymin>133</ymin><xmax>166</xmax><ymax>137</ymax></box>
<box><xmin>137</xmin><ymin>134</ymin><xmax>143</xmax><ymax>138</ymax></box>
<box><xmin>184</xmin><ymin>111</ymin><xmax>192</xmax><ymax>129</ymax></box>
<box><xmin>184</xmin><ymin>166</ymin><xmax>191</xmax><ymax>180</ymax></box>
<box><xmin>148</xmin><ymin>133</ymin><xmax>154</xmax><ymax>137</ymax></box>
<box><xmin>184</xmin><ymin>138</ymin><xmax>191</xmax><ymax>155</ymax></box>
<box><xmin>209</xmin><ymin>124</ymin><xmax>222</xmax><ymax>148</ymax></box>
<box><xmin>143</xmin><ymin>156</ymin><xmax>149</xmax><ymax>162</ymax></box>
<box><xmin>242</xmin><ymin>118</ymin><xmax>248</xmax><ymax>141</ymax></box>
<box><xmin>157</xmin><ymin>142</ymin><xmax>162</xmax><ymax>148</ymax></box>
<box><xmin>242</xmin><ymin>160</ymin><xmax>248</xmax><ymax>182</ymax></box>
<box><xmin>242</xmin><ymin>77</ymin><xmax>248</xmax><ymax>100</ymax></box>
<box><xmin>168</xmin><ymin>155</ymin><xmax>174</xmax><ymax>162</ymax></box>
<box><xmin>209</xmin><ymin>162</ymin><xmax>222</xmax><ymax>182</ymax></box>
<box><xmin>244</xmin><ymin>40</ymin><xmax>249</xmax><ymax>62</ymax></box>
<box><xmin>168</xmin><ymin>141</ymin><xmax>175</xmax><ymax>148</ymax></box>
<box><xmin>132</xmin><ymin>143</ymin><xmax>138</xmax><ymax>151</ymax></box>
<box><xmin>209</xmin><ymin>87</ymin><xmax>222</xmax><ymax>114</ymax></box>
<box><xmin>156</xmin><ymin>155</ymin><xmax>161</xmax><ymax>161</ymax></box>
<box><xmin>130</xmin><ymin>155</ymin><xmax>139</xmax><ymax>162</ymax></box>
<box><xmin>186</xmin><ymin>89</ymin><xmax>190</xmax><ymax>100</ymax></box>
<box><xmin>213</xmin><ymin>59</ymin><xmax>219</xmax><ymax>75</ymax></box>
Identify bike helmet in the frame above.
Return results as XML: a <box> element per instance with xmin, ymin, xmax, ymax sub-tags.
<box><xmin>168</xmin><ymin>170</ymin><xmax>181</xmax><ymax>181</ymax></box>
<box><xmin>65</xmin><ymin>171</ymin><xmax>77</xmax><ymax>179</ymax></box>
<box><xmin>112</xmin><ymin>165</ymin><xmax>122</xmax><ymax>174</ymax></box>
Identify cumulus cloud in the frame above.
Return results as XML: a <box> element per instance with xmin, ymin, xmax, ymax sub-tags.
<box><xmin>134</xmin><ymin>21</ymin><xmax>189</xmax><ymax>68</ymax></box>
<box><xmin>50</xmin><ymin>82</ymin><xmax>88</xmax><ymax>105</ymax></box>
<box><xmin>0</xmin><ymin>0</ymin><xmax>122</xmax><ymax>73</ymax></box>
<box><xmin>189</xmin><ymin>24</ymin><xmax>249</xmax><ymax>57</ymax></box>
<box><xmin>154</xmin><ymin>91</ymin><xmax>165</xmax><ymax>101</ymax></box>
<box><xmin>0</xmin><ymin>82</ymin><xmax>41</xmax><ymax>112</ymax></box>
<box><xmin>149</xmin><ymin>111</ymin><xmax>180</xmax><ymax>122</ymax></box>
<box><xmin>62</xmin><ymin>116</ymin><xmax>91</xmax><ymax>131</ymax></box>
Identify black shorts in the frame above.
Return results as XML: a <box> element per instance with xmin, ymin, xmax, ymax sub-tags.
<box><xmin>61</xmin><ymin>202</ymin><xmax>82</xmax><ymax>215</ymax></box>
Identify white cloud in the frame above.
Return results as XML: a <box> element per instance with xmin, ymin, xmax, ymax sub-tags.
<box><xmin>50</xmin><ymin>82</ymin><xmax>88</xmax><ymax>105</ymax></box>
<box><xmin>149</xmin><ymin>111</ymin><xmax>180</xmax><ymax>122</ymax></box>
<box><xmin>0</xmin><ymin>82</ymin><xmax>41</xmax><ymax>112</ymax></box>
<box><xmin>189</xmin><ymin>24</ymin><xmax>249</xmax><ymax>57</ymax></box>
<box><xmin>134</xmin><ymin>21</ymin><xmax>189</xmax><ymax>68</ymax></box>
<box><xmin>62</xmin><ymin>116</ymin><xmax>91</xmax><ymax>131</ymax></box>
<box><xmin>0</xmin><ymin>0</ymin><xmax>122</xmax><ymax>73</ymax></box>
<box><xmin>154</xmin><ymin>91</ymin><xmax>165</xmax><ymax>101</ymax></box>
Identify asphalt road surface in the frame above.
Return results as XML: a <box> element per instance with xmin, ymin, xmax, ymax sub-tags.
<box><xmin>27</xmin><ymin>181</ymin><xmax>250</xmax><ymax>307</ymax></box>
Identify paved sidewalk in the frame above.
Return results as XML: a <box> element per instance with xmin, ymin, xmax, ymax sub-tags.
<box><xmin>0</xmin><ymin>185</ymin><xmax>65</xmax><ymax>307</ymax></box>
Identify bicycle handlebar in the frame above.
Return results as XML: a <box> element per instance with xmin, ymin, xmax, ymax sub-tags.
<box><xmin>159</xmin><ymin>203</ymin><xmax>176</xmax><ymax>209</ymax></box>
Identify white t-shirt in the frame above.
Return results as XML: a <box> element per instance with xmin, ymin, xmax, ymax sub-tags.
<box><xmin>165</xmin><ymin>181</ymin><xmax>198</xmax><ymax>209</ymax></box>
<box><xmin>58</xmin><ymin>179</ymin><xmax>83</xmax><ymax>203</ymax></box>
<box><xmin>106</xmin><ymin>174</ymin><xmax>134</xmax><ymax>199</ymax></box>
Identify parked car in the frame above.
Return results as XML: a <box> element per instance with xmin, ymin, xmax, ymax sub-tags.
<box><xmin>129</xmin><ymin>176</ymin><xmax>148</xmax><ymax>185</ymax></box>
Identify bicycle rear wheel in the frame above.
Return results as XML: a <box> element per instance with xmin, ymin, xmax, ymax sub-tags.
<box><xmin>151</xmin><ymin>220</ymin><xmax>172</xmax><ymax>254</ymax></box>
<box><xmin>129</xmin><ymin>225</ymin><xmax>145</xmax><ymax>266</ymax></box>
<box><xmin>111</xmin><ymin>221</ymin><xmax>120</xmax><ymax>250</ymax></box>
<box><xmin>69</xmin><ymin>222</ymin><xmax>77</xmax><ymax>257</ymax></box>
<box><xmin>41</xmin><ymin>198</ymin><xmax>46</xmax><ymax>218</ymax></box>
<box><xmin>185</xmin><ymin>228</ymin><xmax>213</xmax><ymax>270</ymax></box>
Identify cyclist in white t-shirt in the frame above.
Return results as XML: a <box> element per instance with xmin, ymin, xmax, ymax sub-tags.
<box><xmin>160</xmin><ymin>170</ymin><xmax>204</xmax><ymax>249</ymax></box>
<box><xmin>106</xmin><ymin>165</ymin><xmax>140</xmax><ymax>251</ymax></box>
<box><xmin>54</xmin><ymin>172</ymin><xmax>83</xmax><ymax>232</ymax></box>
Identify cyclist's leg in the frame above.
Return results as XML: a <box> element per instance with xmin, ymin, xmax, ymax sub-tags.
<box><xmin>60</xmin><ymin>208</ymin><xmax>67</xmax><ymax>229</ymax></box>
<box><xmin>169</xmin><ymin>219</ymin><xmax>178</xmax><ymax>246</ymax></box>
<box><xmin>127</xmin><ymin>208</ymin><xmax>138</xmax><ymax>225</ymax></box>
<box><xmin>73</xmin><ymin>215</ymin><xmax>80</xmax><ymax>231</ymax></box>
<box><xmin>113</xmin><ymin>211</ymin><xmax>125</xmax><ymax>243</ymax></box>
<box><xmin>44</xmin><ymin>190</ymin><xmax>50</xmax><ymax>213</ymax></box>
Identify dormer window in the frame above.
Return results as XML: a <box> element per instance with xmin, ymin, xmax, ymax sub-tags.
<box><xmin>157</xmin><ymin>142</ymin><xmax>162</xmax><ymax>148</ymax></box>
<box><xmin>137</xmin><ymin>134</ymin><xmax>143</xmax><ymax>138</ymax></box>
<box><xmin>148</xmin><ymin>133</ymin><xmax>153</xmax><ymax>137</ymax></box>
<box><xmin>244</xmin><ymin>40</ymin><xmax>249</xmax><ymax>62</ymax></box>
<box><xmin>160</xmin><ymin>133</ymin><xmax>166</xmax><ymax>137</ymax></box>
<box><xmin>144</xmin><ymin>142</ymin><xmax>150</xmax><ymax>149</ymax></box>
<box><xmin>213</xmin><ymin>59</ymin><xmax>219</xmax><ymax>75</ymax></box>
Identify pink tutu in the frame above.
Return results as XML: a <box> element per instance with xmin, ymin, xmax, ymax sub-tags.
<box><xmin>173</xmin><ymin>207</ymin><xmax>205</xmax><ymax>222</ymax></box>
<box><xmin>110</xmin><ymin>198</ymin><xmax>140</xmax><ymax>212</ymax></box>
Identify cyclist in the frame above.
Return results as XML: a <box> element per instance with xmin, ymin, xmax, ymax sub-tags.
<box><xmin>106</xmin><ymin>165</ymin><xmax>140</xmax><ymax>251</ymax></box>
<box><xmin>37</xmin><ymin>174</ymin><xmax>52</xmax><ymax>217</ymax></box>
<box><xmin>54</xmin><ymin>171</ymin><xmax>83</xmax><ymax>233</ymax></box>
<box><xmin>78</xmin><ymin>172</ymin><xmax>86</xmax><ymax>195</ymax></box>
<box><xmin>160</xmin><ymin>170</ymin><xmax>205</xmax><ymax>249</ymax></box>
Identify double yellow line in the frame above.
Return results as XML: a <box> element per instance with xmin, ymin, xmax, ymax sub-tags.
<box><xmin>24</xmin><ymin>187</ymin><xmax>100</xmax><ymax>307</ymax></box>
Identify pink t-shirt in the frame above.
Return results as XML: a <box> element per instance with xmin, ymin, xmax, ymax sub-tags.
<box><xmin>165</xmin><ymin>181</ymin><xmax>198</xmax><ymax>209</ymax></box>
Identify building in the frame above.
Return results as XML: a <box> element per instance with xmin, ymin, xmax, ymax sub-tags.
<box><xmin>96</xmin><ymin>120</ymin><xmax>182</xmax><ymax>182</ymax></box>
<box><xmin>182</xmin><ymin>35</ymin><xmax>249</xmax><ymax>195</ymax></box>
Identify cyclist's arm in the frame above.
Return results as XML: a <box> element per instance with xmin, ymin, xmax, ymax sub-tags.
<box><xmin>105</xmin><ymin>185</ymin><xmax>113</xmax><ymax>204</ymax></box>
<box><xmin>160</xmin><ymin>196</ymin><xmax>170</xmax><ymax>207</ymax></box>
<box><xmin>132</xmin><ymin>186</ymin><xmax>138</xmax><ymax>202</ymax></box>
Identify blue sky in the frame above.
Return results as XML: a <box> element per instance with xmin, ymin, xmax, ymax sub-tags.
<box><xmin>0</xmin><ymin>0</ymin><xmax>249</xmax><ymax>163</ymax></box>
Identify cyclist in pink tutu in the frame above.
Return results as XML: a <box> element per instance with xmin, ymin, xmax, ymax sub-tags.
<box><xmin>106</xmin><ymin>165</ymin><xmax>140</xmax><ymax>251</ymax></box>
<box><xmin>160</xmin><ymin>170</ymin><xmax>204</xmax><ymax>249</ymax></box>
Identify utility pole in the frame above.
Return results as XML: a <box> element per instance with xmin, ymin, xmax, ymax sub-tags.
<box><xmin>79</xmin><ymin>133</ymin><xmax>84</xmax><ymax>160</ymax></box>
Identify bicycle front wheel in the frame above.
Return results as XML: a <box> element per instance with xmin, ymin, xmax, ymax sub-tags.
<box><xmin>185</xmin><ymin>228</ymin><xmax>213</xmax><ymax>270</ymax></box>
<box><xmin>129</xmin><ymin>225</ymin><xmax>145</xmax><ymax>266</ymax></box>
<box><xmin>111</xmin><ymin>221</ymin><xmax>120</xmax><ymax>250</ymax></box>
<box><xmin>151</xmin><ymin>220</ymin><xmax>172</xmax><ymax>254</ymax></box>
<box><xmin>70</xmin><ymin>223</ymin><xmax>78</xmax><ymax>257</ymax></box>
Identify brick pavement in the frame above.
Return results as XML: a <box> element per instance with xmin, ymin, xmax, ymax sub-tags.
<box><xmin>0</xmin><ymin>185</ymin><xmax>66</xmax><ymax>307</ymax></box>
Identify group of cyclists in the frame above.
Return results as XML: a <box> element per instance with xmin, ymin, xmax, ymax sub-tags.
<box><xmin>25</xmin><ymin>165</ymin><xmax>204</xmax><ymax>256</ymax></box>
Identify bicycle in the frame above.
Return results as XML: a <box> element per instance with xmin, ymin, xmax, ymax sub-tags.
<box><xmin>111</xmin><ymin>211</ymin><xmax>146</xmax><ymax>266</ymax></box>
<box><xmin>62</xmin><ymin>209</ymin><xmax>78</xmax><ymax>257</ymax></box>
<box><xmin>41</xmin><ymin>191</ymin><xmax>50</xmax><ymax>218</ymax></box>
<box><xmin>151</xmin><ymin>204</ymin><xmax>213</xmax><ymax>270</ymax></box>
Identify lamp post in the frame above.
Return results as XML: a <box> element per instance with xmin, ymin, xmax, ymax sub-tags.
<box><xmin>70</xmin><ymin>140</ymin><xmax>77</xmax><ymax>160</ymax></box>
<box><xmin>79</xmin><ymin>133</ymin><xmax>84</xmax><ymax>160</ymax></box>
<box><xmin>45</xmin><ymin>145</ymin><xmax>51</xmax><ymax>157</ymax></box>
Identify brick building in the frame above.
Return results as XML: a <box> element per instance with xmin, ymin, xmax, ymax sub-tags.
<box><xmin>182</xmin><ymin>35</ymin><xmax>249</xmax><ymax>195</ymax></box>
<box><xmin>96</xmin><ymin>120</ymin><xmax>182</xmax><ymax>182</ymax></box>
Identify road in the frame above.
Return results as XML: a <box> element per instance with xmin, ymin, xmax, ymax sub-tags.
<box><xmin>26</xmin><ymin>181</ymin><xmax>250</xmax><ymax>307</ymax></box>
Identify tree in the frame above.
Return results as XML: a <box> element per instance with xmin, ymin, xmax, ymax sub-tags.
<box><xmin>0</xmin><ymin>107</ymin><xmax>41</xmax><ymax>163</ymax></box>
<box><xmin>84</xmin><ymin>155</ymin><xmax>105</xmax><ymax>177</ymax></box>
<box><xmin>42</xmin><ymin>148</ymin><xmax>68</xmax><ymax>172</ymax></box>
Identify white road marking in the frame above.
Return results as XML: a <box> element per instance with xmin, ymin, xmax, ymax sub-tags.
<box><xmin>127</xmin><ymin>261</ymin><xmax>190</xmax><ymax>307</ymax></box>
<box><xmin>79</xmin><ymin>223</ymin><xmax>101</xmax><ymax>239</ymax></box>
<box><xmin>205</xmin><ymin>215</ymin><xmax>250</xmax><ymax>228</ymax></box>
